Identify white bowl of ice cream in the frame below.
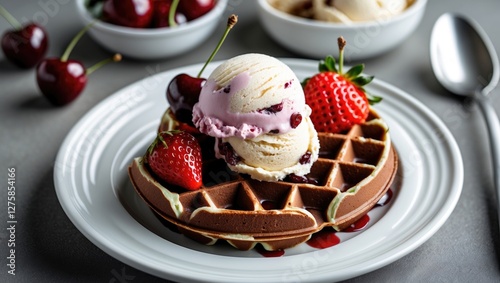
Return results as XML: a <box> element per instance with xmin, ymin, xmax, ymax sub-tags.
<box><xmin>257</xmin><ymin>0</ymin><xmax>427</xmax><ymax>60</ymax></box>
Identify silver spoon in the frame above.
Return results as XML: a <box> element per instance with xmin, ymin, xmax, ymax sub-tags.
<box><xmin>431</xmin><ymin>13</ymin><xmax>500</xmax><ymax>226</ymax></box>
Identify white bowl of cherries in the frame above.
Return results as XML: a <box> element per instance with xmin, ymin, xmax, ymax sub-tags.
<box><xmin>75</xmin><ymin>0</ymin><xmax>228</xmax><ymax>60</ymax></box>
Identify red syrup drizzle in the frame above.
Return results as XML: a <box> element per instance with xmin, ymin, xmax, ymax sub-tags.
<box><xmin>304</xmin><ymin>188</ymin><xmax>395</xmax><ymax>250</ymax></box>
<box><xmin>342</xmin><ymin>214</ymin><xmax>370</xmax><ymax>232</ymax></box>
<box><xmin>256</xmin><ymin>245</ymin><xmax>285</xmax><ymax>257</ymax></box>
<box><xmin>256</xmin><ymin>188</ymin><xmax>395</xmax><ymax>256</ymax></box>
<box><xmin>342</xmin><ymin>188</ymin><xmax>394</xmax><ymax>232</ymax></box>
<box><xmin>306</xmin><ymin>229</ymin><xmax>341</xmax><ymax>249</ymax></box>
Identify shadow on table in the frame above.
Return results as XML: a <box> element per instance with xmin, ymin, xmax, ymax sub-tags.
<box><xmin>0</xmin><ymin>58</ymin><xmax>57</xmax><ymax>110</ymax></box>
<box><xmin>0</xmin><ymin>58</ymin><xmax>24</xmax><ymax>73</ymax></box>
<box><xmin>484</xmin><ymin>184</ymin><xmax>500</xmax><ymax>268</ymax></box>
<box><xmin>16</xmin><ymin>95</ymin><xmax>54</xmax><ymax>110</ymax></box>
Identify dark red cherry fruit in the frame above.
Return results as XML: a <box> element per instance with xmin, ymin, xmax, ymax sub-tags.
<box><xmin>164</xmin><ymin>14</ymin><xmax>237</xmax><ymax>126</ymax></box>
<box><xmin>102</xmin><ymin>0</ymin><xmax>153</xmax><ymax>28</ymax></box>
<box><xmin>36</xmin><ymin>59</ymin><xmax>87</xmax><ymax>106</ymax></box>
<box><xmin>151</xmin><ymin>0</ymin><xmax>187</xmax><ymax>28</ymax></box>
<box><xmin>0</xmin><ymin>5</ymin><xmax>48</xmax><ymax>68</ymax></box>
<box><xmin>36</xmin><ymin>23</ymin><xmax>121</xmax><ymax>106</ymax></box>
<box><xmin>167</xmin><ymin>73</ymin><xmax>205</xmax><ymax>124</ymax></box>
<box><xmin>178</xmin><ymin>0</ymin><xmax>216</xmax><ymax>21</ymax></box>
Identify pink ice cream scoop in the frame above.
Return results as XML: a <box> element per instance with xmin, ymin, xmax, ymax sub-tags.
<box><xmin>192</xmin><ymin>54</ymin><xmax>307</xmax><ymax>139</ymax></box>
<box><xmin>192</xmin><ymin>53</ymin><xmax>319</xmax><ymax>182</ymax></box>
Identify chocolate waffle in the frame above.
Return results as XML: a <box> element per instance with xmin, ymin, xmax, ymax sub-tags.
<box><xmin>128</xmin><ymin>108</ymin><xmax>397</xmax><ymax>251</ymax></box>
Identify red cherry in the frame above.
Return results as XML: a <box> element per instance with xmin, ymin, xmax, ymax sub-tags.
<box><xmin>102</xmin><ymin>0</ymin><xmax>153</xmax><ymax>28</ymax></box>
<box><xmin>151</xmin><ymin>0</ymin><xmax>187</xmax><ymax>28</ymax></box>
<box><xmin>163</xmin><ymin>15</ymin><xmax>237</xmax><ymax>127</ymax></box>
<box><xmin>178</xmin><ymin>0</ymin><xmax>215</xmax><ymax>21</ymax></box>
<box><xmin>0</xmin><ymin>5</ymin><xmax>48</xmax><ymax>68</ymax></box>
<box><xmin>36</xmin><ymin>23</ymin><xmax>121</xmax><ymax>106</ymax></box>
<box><xmin>167</xmin><ymin>73</ymin><xmax>205</xmax><ymax>124</ymax></box>
<box><xmin>36</xmin><ymin>59</ymin><xmax>87</xmax><ymax>106</ymax></box>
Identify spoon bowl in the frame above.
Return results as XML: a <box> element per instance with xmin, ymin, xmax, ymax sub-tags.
<box><xmin>430</xmin><ymin>13</ymin><xmax>499</xmax><ymax>96</ymax></box>
<box><xmin>430</xmin><ymin>13</ymin><xmax>500</xmax><ymax>233</ymax></box>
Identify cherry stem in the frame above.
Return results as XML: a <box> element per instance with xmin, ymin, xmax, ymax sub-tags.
<box><xmin>86</xmin><ymin>53</ymin><xmax>122</xmax><ymax>75</ymax></box>
<box><xmin>61</xmin><ymin>21</ymin><xmax>95</xmax><ymax>62</ymax></box>
<box><xmin>197</xmin><ymin>14</ymin><xmax>238</xmax><ymax>78</ymax></box>
<box><xmin>0</xmin><ymin>5</ymin><xmax>22</xmax><ymax>30</ymax></box>
<box><xmin>337</xmin><ymin>36</ymin><xmax>346</xmax><ymax>74</ymax></box>
<box><xmin>168</xmin><ymin>0</ymin><xmax>180</xmax><ymax>27</ymax></box>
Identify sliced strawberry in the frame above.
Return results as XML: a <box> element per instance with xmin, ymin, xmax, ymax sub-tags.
<box><xmin>303</xmin><ymin>37</ymin><xmax>381</xmax><ymax>133</ymax></box>
<box><xmin>146</xmin><ymin>131</ymin><xmax>202</xmax><ymax>190</ymax></box>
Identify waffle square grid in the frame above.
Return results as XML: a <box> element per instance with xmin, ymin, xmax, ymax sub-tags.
<box><xmin>129</xmin><ymin>109</ymin><xmax>398</xmax><ymax>251</ymax></box>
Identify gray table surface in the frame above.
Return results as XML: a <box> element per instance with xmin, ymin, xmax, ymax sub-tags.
<box><xmin>1</xmin><ymin>0</ymin><xmax>500</xmax><ymax>282</ymax></box>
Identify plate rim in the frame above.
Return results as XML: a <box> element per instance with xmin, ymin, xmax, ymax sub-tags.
<box><xmin>54</xmin><ymin>58</ymin><xmax>464</xmax><ymax>282</ymax></box>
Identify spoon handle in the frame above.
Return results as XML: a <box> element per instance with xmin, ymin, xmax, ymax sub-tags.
<box><xmin>475</xmin><ymin>92</ymin><xmax>500</xmax><ymax>218</ymax></box>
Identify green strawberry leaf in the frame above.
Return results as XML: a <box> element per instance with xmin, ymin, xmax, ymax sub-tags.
<box><xmin>146</xmin><ymin>138</ymin><xmax>157</xmax><ymax>157</ymax></box>
<box><xmin>351</xmin><ymin>75</ymin><xmax>374</xmax><ymax>86</ymax></box>
<box><xmin>325</xmin><ymin>56</ymin><xmax>338</xmax><ymax>72</ymax></box>
<box><xmin>158</xmin><ymin>133</ymin><xmax>168</xmax><ymax>148</ymax></box>
<box><xmin>319</xmin><ymin>55</ymin><xmax>338</xmax><ymax>73</ymax></box>
<box><xmin>146</xmin><ymin>131</ymin><xmax>179</xmax><ymax>156</ymax></box>
<box><xmin>366</xmin><ymin>92</ymin><xmax>383</xmax><ymax>105</ymax></box>
<box><xmin>345</xmin><ymin>64</ymin><xmax>364</xmax><ymax>79</ymax></box>
<box><xmin>318</xmin><ymin>61</ymin><xmax>327</xmax><ymax>72</ymax></box>
<box><xmin>301</xmin><ymin>77</ymin><xmax>310</xmax><ymax>88</ymax></box>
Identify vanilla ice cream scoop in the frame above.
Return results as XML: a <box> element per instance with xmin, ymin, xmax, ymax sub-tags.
<box><xmin>222</xmin><ymin>114</ymin><xmax>319</xmax><ymax>181</ymax></box>
<box><xmin>313</xmin><ymin>0</ymin><xmax>410</xmax><ymax>23</ymax></box>
<box><xmin>328</xmin><ymin>0</ymin><xmax>408</xmax><ymax>22</ymax></box>
<box><xmin>268</xmin><ymin>0</ymin><xmax>412</xmax><ymax>24</ymax></box>
<box><xmin>192</xmin><ymin>53</ymin><xmax>319</xmax><ymax>181</ymax></box>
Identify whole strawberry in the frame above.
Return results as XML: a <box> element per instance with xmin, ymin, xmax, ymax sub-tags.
<box><xmin>146</xmin><ymin>131</ymin><xmax>202</xmax><ymax>190</ymax></box>
<box><xmin>303</xmin><ymin>37</ymin><xmax>381</xmax><ymax>134</ymax></box>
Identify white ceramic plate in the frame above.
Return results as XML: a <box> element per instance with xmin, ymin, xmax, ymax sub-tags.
<box><xmin>54</xmin><ymin>59</ymin><xmax>463</xmax><ymax>283</ymax></box>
